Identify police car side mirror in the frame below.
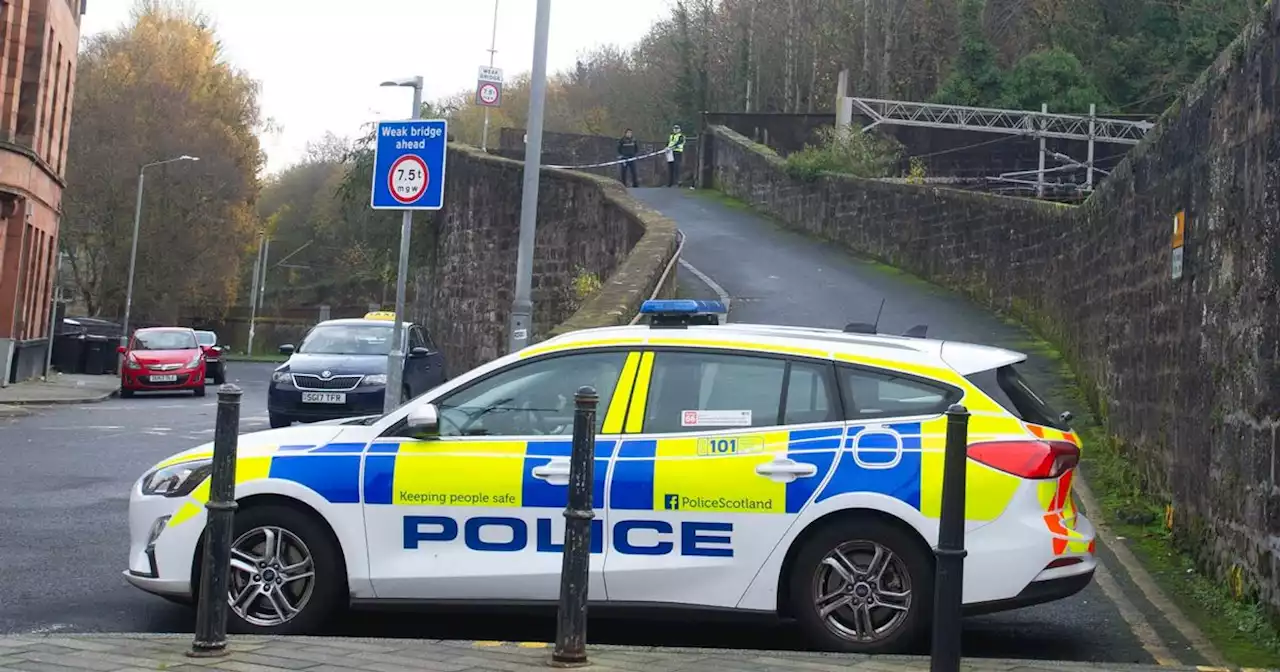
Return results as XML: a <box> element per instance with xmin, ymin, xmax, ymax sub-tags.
<box><xmin>405</xmin><ymin>403</ymin><xmax>440</xmax><ymax>439</ymax></box>
<box><xmin>279</xmin><ymin>344</ymin><xmax>295</xmax><ymax>355</ymax></box>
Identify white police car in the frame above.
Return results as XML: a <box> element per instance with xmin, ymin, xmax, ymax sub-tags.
<box><xmin>125</xmin><ymin>300</ymin><xmax>1095</xmax><ymax>652</ymax></box>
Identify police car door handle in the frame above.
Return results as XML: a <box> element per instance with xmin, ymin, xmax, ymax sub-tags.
<box><xmin>532</xmin><ymin>459</ymin><xmax>572</xmax><ymax>487</ymax></box>
<box><xmin>755</xmin><ymin>459</ymin><xmax>818</xmax><ymax>483</ymax></box>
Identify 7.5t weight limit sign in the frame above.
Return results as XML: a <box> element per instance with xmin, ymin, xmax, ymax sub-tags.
<box><xmin>370</xmin><ymin>119</ymin><xmax>448</xmax><ymax>210</ymax></box>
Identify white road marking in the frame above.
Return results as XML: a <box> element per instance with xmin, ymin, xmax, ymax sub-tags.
<box><xmin>1076</xmin><ymin>475</ymin><xmax>1227</xmax><ymax>667</ymax></box>
<box><xmin>678</xmin><ymin>258</ymin><xmax>732</xmax><ymax>322</ymax></box>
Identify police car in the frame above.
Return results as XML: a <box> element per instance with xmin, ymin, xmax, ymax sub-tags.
<box><xmin>125</xmin><ymin>300</ymin><xmax>1095</xmax><ymax>653</ymax></box>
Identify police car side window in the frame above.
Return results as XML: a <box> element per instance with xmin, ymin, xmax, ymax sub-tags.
<box><xmin>643</xmin><ymin>351</ymin><xmax>787</xmax><ymax>433</ymax></box>
<box><xmin>783</xmin><ymin>361</ymin><xmax>840</xmax><ymax>425</ymax></box>
<box><xmin>839</xmin><ymin>365</ymin><xmax>961</xmax><ymax>420</ymax></box>
<box><xmin>433</xmin><ymin>351</ymin><xmax>628</xmax><ymax>437</ymax></box>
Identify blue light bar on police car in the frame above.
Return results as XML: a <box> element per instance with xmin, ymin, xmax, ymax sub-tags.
<box><xmin>639</xmin><ymin>299</ymin><xmax>728</xmax><ymax>315</ymax></box>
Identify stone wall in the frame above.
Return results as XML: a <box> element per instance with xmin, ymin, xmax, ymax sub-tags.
<box><xmin>496</xmin><ymin>128</ymin><xmax>699</xmax><ymax>188</ymax></box>
<box><xmin>413</xmin><ymin>143</ymin><xmax>679</xmax><ymax>374</ymax></box>
<box><xmin>706</xmin><ymin>2</ymin><xmax>1280</xmax><ymax>612</ymax></box>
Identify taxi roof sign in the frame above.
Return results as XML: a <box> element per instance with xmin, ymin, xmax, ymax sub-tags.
<box><xmin>364</xmin><ymin>311</ymin><xmax>396</xmax><ymax>321</ymax></box>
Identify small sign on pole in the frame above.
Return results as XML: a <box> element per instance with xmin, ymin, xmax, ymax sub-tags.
<box><xmin>370</xmin><ymin>119</ymin><xmax>448</xmax><ymax>211</ymax></box>
<box><xmin>476</xmin><ymin>66</ymin><xmax>504</xmax><ymax>108</ymax></box>
<box><xmin>1171</xmin><ymin>210</ymin><xmax>1187</xmax><ymax>280</ymax></box>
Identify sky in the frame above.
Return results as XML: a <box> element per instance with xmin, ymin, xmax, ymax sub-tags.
<box><xmin>80</xmin><ymin>0</ymin><xmax>673</xmax><ymax>175</ymax></box>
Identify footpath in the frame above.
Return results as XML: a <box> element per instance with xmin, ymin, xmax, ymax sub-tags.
<box><xmin>0</xmin><ymin>373</ymin><xmax>118</xmax><ymax>417</ymax></box>
<box><xmin>0</xmin><ymin>634</ymin><xmax>1271</xmax><ymax>672</ymax></box>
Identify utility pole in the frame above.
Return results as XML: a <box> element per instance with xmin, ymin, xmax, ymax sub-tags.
<box><xmin>245</xmin><ymin>234</ymin><xmax>264</xmax><ymax>356</ymax></box>
<box><xmin>257</xmin><ymin>236</ymin><xmax>271</xmax><ymax>328</ymax></box>
<box><xmin>481</xmin><ymin>0</ymin><xmax>499</xmax><ymax>151</ymax></box>
<box><xmin>508</xmin><ymin>0</ymin><xmax>551</xmax><ymax>354</ymax></box>
<box><xmin>1037</xmin><ymin>102</ymin><xmax>1048</xmax><ymax>198</ymax></box>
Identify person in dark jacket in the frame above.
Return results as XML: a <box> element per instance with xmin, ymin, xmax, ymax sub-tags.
<box><xmin>617</xmin><ymin>128</ymin><xmax>639</xmax><ymax>187</ymax></box>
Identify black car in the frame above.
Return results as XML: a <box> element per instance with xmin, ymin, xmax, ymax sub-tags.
<box><xmin>193</xmin><ymin>330</ymin><xmax>227</xmax><ymax>384</ymax></box>
<box><xmin>266</xmin><ymin>316</ymin><xmax>447</xmax><ymax>427</ymax></box>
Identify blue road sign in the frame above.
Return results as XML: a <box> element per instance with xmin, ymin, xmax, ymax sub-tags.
<box><xmin>370</xmin><ymin>119</ymin><xmax>448</xmax><ymax>210</ymax></box>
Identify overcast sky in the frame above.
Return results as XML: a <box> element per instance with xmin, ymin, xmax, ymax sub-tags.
<box><xmin>80</xmin><ymin>1</ymin><xmax>672</xmax><ymax>175</ymax></box>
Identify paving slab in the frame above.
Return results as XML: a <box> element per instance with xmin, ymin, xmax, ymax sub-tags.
<box><xmin>0</xmin><ymin>373</ymin><xmax>118</xmax><ymax>405</ymax></box>
<box><xmin>0</xmin><ymin>635</ymin><xmax>1271</xmax><ymax>672</ymax></box>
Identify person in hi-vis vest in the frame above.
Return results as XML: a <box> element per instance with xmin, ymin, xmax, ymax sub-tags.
<box><xmin>666</xmin><ymin>124</ymin><xmax>686</xmax><ymax>187</ymax></box>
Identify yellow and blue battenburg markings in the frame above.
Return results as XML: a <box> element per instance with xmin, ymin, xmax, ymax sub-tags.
<box><xmin>815</xmin><ymin>422</ymin><xmax>924</xmax><ymax>508</ymax></box>
<box><xmin>166</xmin><ymin>413</ymin><xmax>1033</xmax><ymax>533</ymax></box>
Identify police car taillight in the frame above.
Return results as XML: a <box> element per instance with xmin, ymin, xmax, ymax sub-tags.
<box><xmin>967</xmin><ymin>440</ymin><xmax>1080</xmax><ymax>479</ymax></box>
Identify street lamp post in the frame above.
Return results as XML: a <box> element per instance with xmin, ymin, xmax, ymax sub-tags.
<box><xmin>120</xmin><ymin>155</ymin><xmax>200</xmax><ymax>353</ymax></box>
<box><xmin>508</xmin><ymin>0</ymin><xmax>551</xmax><ymax>353</ymax></box>
<box><xmin>379</xmin><ymin>76</ymin><xmax>423</xmax><ymax>414</ymax></box>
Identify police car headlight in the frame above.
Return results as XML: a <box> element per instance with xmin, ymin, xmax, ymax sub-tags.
<box><xmin>360</xmin><ymin>374</ymin><xmax>387</xmax><ymax>386</ymax></box>
<box><xmin>271</xmin><ymin>369</ymin><xmax>291</xmax><ymax>384</ymax></box>
<box><xmin>141</xmin><ymin>460</ymin><xmax>213</xmax><ymax>498</ymax></box>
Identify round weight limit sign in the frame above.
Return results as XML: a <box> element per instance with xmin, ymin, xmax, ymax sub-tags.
<box><xmin>478</xmin><ymin>82</ymin><xmax>499</xmax><ymax>105</ymax></box>
<box><xmin>388</xmin><ymin>154</ymin><xmax>429</xmax><ymax>204</ymax></box>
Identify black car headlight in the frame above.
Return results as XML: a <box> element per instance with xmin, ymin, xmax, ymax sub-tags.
<box><xmin>360</xmin><ymin>374</ymin><xmax>388</xmax><ymax>386</ymax></box>
<box><xmin>271</xmin><ymin>369</ymin><xmax>291</xmax><ymax>384</ymax></box>
<box><xmin>141</xmin><ymin>460</ymin><xmax>213</xmax><ymax>497</ymax></box>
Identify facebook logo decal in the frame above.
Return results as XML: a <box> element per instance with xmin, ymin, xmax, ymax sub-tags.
<box><xmin>664</xmin><ymin>494</ymin><xmax>680</xmax><ymax>510</ymax></box>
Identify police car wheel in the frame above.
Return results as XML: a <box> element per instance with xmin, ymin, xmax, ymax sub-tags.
<box><xmin>224</xmin><ymin>505</ymin><xmax>343</xmax><ymax>635</ymax></box>
<box><xmin>789</xmin><ymin>517</ymin><xmax>931</xmax><ymax>654</ymax></box>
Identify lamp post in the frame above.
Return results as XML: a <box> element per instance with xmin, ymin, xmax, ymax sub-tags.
<box><xmin>508</xmin><ymin>0</ymin><xmax>551</xmax><ymax>353</ymax></box>
<box><xmin>379</xmin><ymin>76</ymin><xmax>423</xmax><ymax>414</ymax></box>
<box><xmin>480</xmin><ymin>0</ymin><xmax>499</xmax><ymax>151</ymax></box>
<box><xmin>121</xmin><ymin>155</ymin><xmax>200</xmax><ymax>352</ymax></box>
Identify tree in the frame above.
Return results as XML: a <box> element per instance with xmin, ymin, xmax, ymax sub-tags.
<box><xmin>61</xmin><ymin>0</ymin><xmax>264</xmax><ymax>323</ymax></box>
<box><xmin>1000</xmin><ymin>47</ymin><xmax>1109</xmax><ymax>112</ymax></box>
<box><xmin>931</xmin><ymin>0</ymin><xmax>1004</xmax><ymax>106</ymax></box>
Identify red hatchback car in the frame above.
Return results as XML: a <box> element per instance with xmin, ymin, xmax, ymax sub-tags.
<box><xmin>118</xmin><ymin>327</ymin><xmax>207</xmax><ymax>398</ymax></box>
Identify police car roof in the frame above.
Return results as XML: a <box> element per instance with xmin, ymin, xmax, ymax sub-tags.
<box><xmin>538</xmin><ymin>322</ymin><xmax>1025</xmax><ymax>376</ymax></box>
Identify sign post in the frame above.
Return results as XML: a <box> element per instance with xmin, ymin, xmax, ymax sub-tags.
<box><xmin>370</xmin><ymin>108</ymin><xmax>448</xmax><ymax>414</ymax></box>
<box><xmin>477</xmin><ymin>65</ymin><xmax>504</xmax><ymax>150</ymax></box>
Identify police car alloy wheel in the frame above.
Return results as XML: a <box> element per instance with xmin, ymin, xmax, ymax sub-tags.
<box><xmin>788</xmin><ymin>517</ymin><xmax>932</xmax><ymax>653</ymax></box>
<box><xmin>222</xmin><ymin>505</ymin><xmax>343</xmax><ymax>634</ymax></box>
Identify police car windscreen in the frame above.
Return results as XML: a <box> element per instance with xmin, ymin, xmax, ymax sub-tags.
<box><xmin>298</xmin><ymin>324</ymin><xmax>393</xmax><ymax>356</ymax></box>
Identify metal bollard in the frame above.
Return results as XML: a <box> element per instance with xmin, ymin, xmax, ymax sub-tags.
<box><xmin>551</xmin><ymin>385</ymin><xmax>598</xmax><ymax>666</ymax></box>
<box><xmin>189</xmin><ymin>384</ymin><xmax>242</xmax><ymax>657</ymax></box>
<box><xmin>930</xmin><ymin>403</ymin><xmax>970</xmax><ymax>672</ymax></box>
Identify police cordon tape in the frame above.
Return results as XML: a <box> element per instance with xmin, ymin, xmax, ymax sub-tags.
<box><xmin>545</xmin><ymin>147</ymin><xmax>672</xmax><ymax>170</ymax></box>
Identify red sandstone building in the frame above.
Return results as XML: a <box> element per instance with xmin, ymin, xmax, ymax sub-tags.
<box><xmin>0</xmin><ymin>0</ymin><xmax>82</xmax><ymax>384</ymax></box>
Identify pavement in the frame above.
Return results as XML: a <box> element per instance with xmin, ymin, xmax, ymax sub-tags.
<box><xmin>0</xmin><ymin>634</ymin><xmax>1268</xmax><ymax>672</ymax></box>
<box><xmin>0</xmin><ymin>373</ymin><xmax>119</xmax><ymax>413</ymax></box>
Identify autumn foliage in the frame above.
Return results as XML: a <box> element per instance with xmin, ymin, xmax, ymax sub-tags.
<box><xmin>62</xmin><ymin>0</ymin><xmax>264</xmax><ymax>324</ymax></box>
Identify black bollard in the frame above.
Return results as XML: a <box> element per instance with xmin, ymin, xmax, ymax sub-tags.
<box><xmin>930</xmin><ymin>403</ymin><xmax>970</xmax><ymax>672</ymax></box>
<box><xmin>189</xmin><ymin>384</ymin><xmax>242</xmax><ymax>657</ymax></box>
<box><xmin>551</xmin><ymin>385</ymin><xmax>598</xmax><ymax>666</ymax></box>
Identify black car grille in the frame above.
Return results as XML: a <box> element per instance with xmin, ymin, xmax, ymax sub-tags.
<box><xmin>292</xmin><ymin>374</ymin><xmax>363</xmax><ymax>390</ymax></box>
